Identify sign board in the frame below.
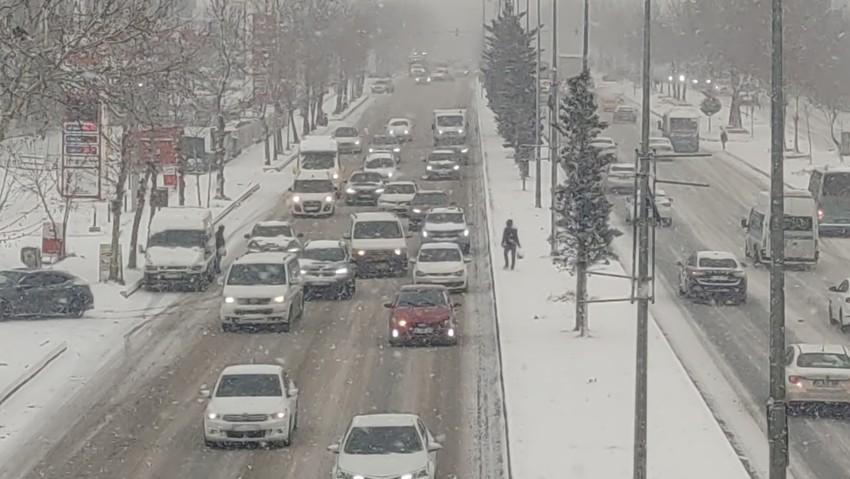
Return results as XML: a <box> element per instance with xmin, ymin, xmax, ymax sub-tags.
<box><xmin>98</xmin><ymin>243</ymin><xmax>123</xmax><ymax>283</ymax></box>
<box><xmin>20</xmin><ymin>247</ymin><xmax>42</xmax><ymax>269</ymax></box>
<box><xmin>42</xmin><ymin>221</ymin><xmax>65</xmax><ymax>256</ymax></box>
<box><xmin>162</xmin><ymin>167</ymin><xmax>177</xmax><ymax>188</ymax></box>
<box><xmin>65</xmin><ymin>144</ymin><xmax>99</xmax><ymax>156</ymax></box>
<box><xmin>61</xmin><ymin>118</ymin><xmax>102</xmax><ymax>199</ymax></box>
<box><xmin>63</xmin><ymin>121</ymin><xmax>98</xmax><ymax>133</ymax></box>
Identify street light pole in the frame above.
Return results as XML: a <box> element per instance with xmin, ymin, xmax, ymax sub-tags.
<box><xmin>581</xmin><ymin>0</ymin><xmax>589</xmax><ymax>71</ymax></box>
<box><xmin>548</xmin><ymin>0</ymin><xmax>559</xmax><ymax>255</ymax></box>
<box><xmin>768</xmin><ymin>0</ymin><xmax>789</xmax><ymax>475</ymax></box>
<box><xmin>633</xmin><ymin>0</ymin><xmax>652</xmax><ymax>476</ymax></box>
<box><xmin>533</xmin><ymin>0</ymin><xmax>541</xmax><ymax>208</ymax></box>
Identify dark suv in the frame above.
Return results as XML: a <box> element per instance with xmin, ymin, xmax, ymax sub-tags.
<box><xmin>407</xmin><ymin>190</ymin><xmax>450</xmax><ymax>231</ymax></box>
<box><xmin>299</xmin><ymin>240</ymin><xmax>356</xmax><ymax>300</ymax></box>
<box><xmin>344</xmin><ymin>171</ymin><xmax>386</xmax><ymax>206</ymax></box>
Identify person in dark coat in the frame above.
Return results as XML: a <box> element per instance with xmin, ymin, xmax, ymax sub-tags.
<box><xmin>720</xmin><ymin>128</ymin><xmax>728</xmax><ymax>151</ymax></box>
<box><xmin>501</xmin><ymin>219</ymin><xmax>521</xmax><ymax>270</ymax></box>
<box><xmin>214</xmin><ymin>225</ymin><xmax>226</xmax><ymax>274</ymax></box>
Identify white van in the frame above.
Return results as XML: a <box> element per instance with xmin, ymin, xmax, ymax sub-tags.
<box><xmin>741</xmin><ymin>189</ymin><xmax>818</xmax><ymax>267</ymax></box>
<box><xmin>432</xmin><ymin>109</ymin><xmax>468</xmax><ymax>145</ymax></box>
<box><xmin>293</xmin><ymin>135</ymin><xmax>341</xmax><ymax>187</ymax></box>
<box><xmin>143</xmin><ymin>207</ymin><xmax>217</xmax><ymax>290</ymax></box>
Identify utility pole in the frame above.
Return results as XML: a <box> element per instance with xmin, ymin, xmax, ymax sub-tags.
<box><xmin>533</xmin><ymin>0</ymin><xmax>541</xmax><ymax>208</ymax></box>
<box><xmin>548</xmin><ymin>0</ymin><xmax>559</xmax><ymax>255</ymax></box>
<box><xmin>525</xmin><ymin>0</ymin><xmax>530</xmax><ymax>31</ymax></box>
<box><xmin>633</xmin><ymin>0</ymin><xmax>652</xmax><ymax>476</ymax></box>
<box><xmin>768</xmin><ymin>0</ymin><xmax>789</xmax><ymax>475</ymax></box>
<box><xmin>582</xmin><ymin>0</ymin><xmax>589</xmax><ymax>72</ymax></box>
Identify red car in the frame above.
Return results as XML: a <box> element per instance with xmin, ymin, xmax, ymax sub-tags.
<box><xmin>384</xmin><ymin>284</ymin><xmax>459</xmax><ymax>346</ymax></box>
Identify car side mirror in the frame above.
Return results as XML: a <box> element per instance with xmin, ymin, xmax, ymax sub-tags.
<box><xmin>288</xmin><ymin>186</ymin><xmax>293</xmax><ymax>192</ymax></box>
<box><xmin>297</xmin><ymin>233</ymin><xmax>304</xmax><ymax>238</ymax></box>
<box><xmin>342</xmin><ymin>233</ymin><xmax>351</xmax><ymax>239</ymax></box>
<box><xmin>327</xmin><ymin>443</ymin><xmax>340</xmax><ymax>454</ymax></box>
<box><xmin>434</xmin><ymin>434</ymin><xmax>446</xmax><ymax>443</ymax></box>
<box><xmin>428</xmin><ymin>442</ymin><xmax>443</xmax><ymax>452</ymax></box>
<box><xmin>464</xmin><ymin>257</ymin><xmax>471</xmax><ymax>263</ymax></box>
<box><xmin>676</xmin><ymin>261</ymin><xmax>683</xmax><ymax>267</ymax></box>
<box><xmin>740</xmin><ymin>219</ymin><xmax>748</xmax><ymax>229</ymax></box>
<box><xmin>452</xmin><ymin>302</ymin><xmax>461</xmax><ymax>308</ymax></box>
<box><xmin>290</xmin><ymin>387</ymin><xmax>300</xmax><ymax>397</ymax></box>
<box><xmin>200</xmin><ymin>388</ymin><xmax>211</xmax><ymax>398</ymax></box>
<box><xmin>383</xmin><ymin>302</ymin><xmax>393</xmax><ymax>308</ymax></box>
<box><xmin>243</xmin><ymin>233</ymin><xmax>250</xmax><ymax>239</ymax></box>
<box><xmin>829</xmin><ymin>286</ymin><xmax>838</xmax><ymax>292</ymax></box>
<box><xmin>216</xmin><ymin>277</ymin><xmax>224</xmax><ymax>286</ymax></box>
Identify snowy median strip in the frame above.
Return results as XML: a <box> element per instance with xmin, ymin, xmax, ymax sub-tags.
<box><xmin>118</xmin><ymin>182</ymin><xmax>261</xmax><ymax>298</ymax></box>
<box><xmin>477</xmin><ymin>82</ymin><xmax>752</xmax><ymax>479</ymax></box>
<box><xmin>0</xmin><ymin>341</ymin><xmax>67</xmax><ymax>407</ymax></box>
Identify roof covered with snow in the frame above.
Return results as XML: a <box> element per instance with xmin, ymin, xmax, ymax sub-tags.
<box><xmin>351</xmin><ymin>413</ymin><xmax>419</xmax><ymax>427</ymax></box>
<box><xmin>351</xmin><ymin>211</ymin><xmax>401</xmax><ymax>222</ymax></box>
<box><xmin>419</xmin><ymin>242</ymin><xmax>462</xmax><ymax>251</ymax></box>
<box><xmin>221</xmin><ymin>364</ymin><xmax>284</xmax><ymax>376</ymax></box>
<box><xmin>795</xmin><ymin>343</ymin><xmax>849</xmax><ymax>355</ymax></box>
<box><xmin>696</xmin><ymin>250</ymin><xmax>737</xmax><ymax>261</ymax></box>
<box><xmin>304</xmin><ymin>239</ymin><xmax>344</xmax><ymax>250</ymax></box>
<box><xmin>150</xmin><ymin>208</ymin><xmax>211</xmax><ymax>233</ymax></box>
<box><xmin>233</xmin><ymin>251</ymin><xmax>295</xmax><ymax>265</ymax></box>
<box><xmin>300</xmin><ymin>135</ymin><xmax>338</xmax><ymax>152</ymax></box>
<box><xmin>255</xmin><ymin>220</ymin><xmax>292</xmax><ymax>228</ymax></box>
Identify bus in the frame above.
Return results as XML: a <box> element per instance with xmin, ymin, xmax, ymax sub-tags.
<box><xmin>808</xmin><ymin>166</ymin><xmax>850</xmax><ymax>236</ymax></box>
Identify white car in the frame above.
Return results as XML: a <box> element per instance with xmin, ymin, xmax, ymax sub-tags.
<box><xmin>243</xmin><ymin>220</ymin><xmax>304</xmax><ymax>253</ymax></box>
<box><xmin>826</xmin><ymin>278</ymin><xmax>850</xmax><ymax>329</ymax></box>
<box><xmin>412</xmin><ymin>242</ymin><xmax>470</xmax><ymax>292</ymax></box>
<box><xmin>647</xmin><ymin>136</ymin><xmax>675</xmax><ymax>156</ymax></box>
<box><xmin>288</xmin><ymin>173</ymin><xmax>336</xmax><ymax>218</ymax></box>
<box><xmin>202</xmin><ymin>364</ymin><xmax>300</xmax><ymax>448</ymax></box>
<box><xmin>387</xmin><ymin>117</ymin><xmax>413</xmax><ymax>141</ymax></box>
<box><xmin>378</xmin><ymin>181</ymin><xmax>418</xmax><ymax>215</ymax></box>
<box><xmin>219</xmin><ymin>252</ymin><xmax>305</xmax><ymax>332</ymax></box>
<box><xmin>364</xmin><ymin>152</ymin><xmax>399</xmax><ymax>180</ymax></box>
<box><xmin>624</xmin><ymin>188</ymin><xmax>673</xmax><ymax>226</ymax></box>
<box><xmin>332</xmin><ymin>126</ymin><xmax>362</xmax><ymax>154</ymax></box>
<box><xmin>590</xmin><ymin>136</ymin><xmax>617</xmax><ymax>150</ymax></box>
<box><xmin>785</xmin><ymin>343</ymin><xmax>850</xmax><ymax>412</ymax></box>
<box><xmin>328</xmin><ymin>413</ymin><xmax>445</xmax><ymax>479</ymax></box>
<box><xmin>605</xmin><ymin>163</ymin><xmax>637</xmax><ymax>195</ymax></box>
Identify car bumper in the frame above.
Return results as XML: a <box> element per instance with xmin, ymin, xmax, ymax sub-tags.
<box><xmin>291</xmin><ymin>202</ymin><xmax>334</xmax><ymax>216</ymax></box>
<box><xmin>413</xmin><ymin>274</ymin><xmax>467</xmax><ymax>291</ymax></box>
<box><xmin>337</xmin><ymin>143</ymin><xmax>362</xmax><ymax>153</ymax></box>
<box><xmin>425</xmin><ymin>169</ymin><xmax>460</xmax><ymax>179</ymax></box>
<box><xmin>818</xmin><ymin>222</ymin><xmax>850</xmax><ymax>236</ymax></box>
<box><xmin>345</xmin><ymin>193</ymin><xmax>380</xmax><ymax>205</ymax></box>
<box><xmin>787</xmin><ymin>387</ymin><xmax>850</xmax><ymax>404</ymax></box>
<box><xmin>302</xmin><ymin>273</ymin><xmax>352</xmax><ymax>287</ymax></box>
<box><xmin>353</xmin><ymin>255</ymin><xmax>407</xmax><ymax>272</ymax></box>
<box><xmin>688</xmin><ymin>283</ymin><xmax>746</xmax><ymax>297</ymax></box>
<box><xmin>391</xmin><ymin>325</ymin><xmax>457</xmax><ymax>344</ymax></box>
<box><xmin>144</xmin><ymin>270</ymin><xmax>206</xmax><ymax>285</ymax></box>
<box><xmin>220</xmin><ymin>303</ymin><xmax>291</xmax><ymax>324</ymax></box>
<box><xmin>204</xmin><ymin>419</ymin><xmax>290</xmax><ymax>443</ymax></box>
<box><xmin>378</xmin><ymin>202</ymin><xmax>410</xmax><ymax>215</ymax></box>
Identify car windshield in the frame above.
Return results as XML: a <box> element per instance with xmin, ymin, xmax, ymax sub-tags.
<box><xmin>372</xmin><ymin>136</ymin><xmax>398</xmax><ymax>145</ymax></box>
<box><xmin>366</xmin><ymin>157</ymin><xmax>395</xmax><ymax>169</ymax></box>
<box><xmin>252</xmin><ymin>224</ymin><xmax>293</xmax><ymax>237</ymax></box>
<box><xmin>351</xmin><ymin>172</ymin><xmax>383</xmax><ymax>183</ymax></box>
<box><xmin>334</xmin><ymin>127</ymin><xmax>357</xmax><ymax>137</ymax></box>
<box><xmin>226</xmin><ymin>263</ymin><xmax>288</xmax><ymax>285</ymax></box>
<box><xmin>427</xmin><ymin>212</ymin><xmax>464</xmax><ymax>224</ymax></box>
<box><xmin>215</xmin><ymin>374</ymin><xmax>282</xmax><ymax>397</ymax></box>
<box><xmin>301</xmin><ymin>152</ymin><xmax>336</xmax><ymax>170</ymax></box>
<box><xmin>437</xmin><ymin>116</ymin><xmax>463</xmax><ymax>127</ymax></box>
<box><xmin>301</xmin><ymin>247</ymin><xmax>345</xmax><ymax>262</ymax></box>
<box><xmin>797</xmin><ymin>353</ymin><xmax>850</xmax><ymax>369</ymax></box>
<box><xmin>784</xmin><ymin>215</ymin><xmax>813</xmax><ymax>231</ymax></box>
<box><xmin>149</xmin><ymin>229</ymin><xmax>206</xmax><ymax>248</ymax></box>
<box><xmin>384</xmin><ymin>184</ymin><xmax>416</xmax><ymax>194</ymax></box>
<box><xmin>390</xmin><ymin>120</ymin><xmax>409</xmax><ymax>127</ymax></box>
<box><xmin>419</xmin><ymin>248</ymin><xmax>462</xmax><ymax>262</ymax></box>
<box><xmin>343</xmin><ymin>426</ymin><xmax>423</xmax><ymax>454</ymax></box>
<box><xmin>698</xmin><ymin>258</ymin><xmax>737</xmax><ymax>269</ymax></box>
<box><xmin>412</xmin><ymin>192</ymin><xmax>449</xmax><ymax>206</ymax></box>
<box><xmin>0</xmin><ymin>271</ymin><xmax>25</xmax><ymax>288</ymax></box>
<box><xmin>822</xmin><ymin>173</ymin><xmax>850</xmax><ymax>198</ymax></box>
<box><xmin>375</xmin><ymin>79</ymin><xmax>389</xmax><ymax>85</ymax></box>
<box><xmin>353</xmin><ymin>220</ymin><xmax>402</xmax><ymax>239</ymax></box>
<box><xmin>293</xmin><ymin>180</ymin><xmax>334</xmax><ymax>193</ymax></box>
<box><xmin>397</xmin><ymin>289</ymin><xmax>447</xmax><ymax>307</ymax></box>
<box><xmin>428</xmin><ymin>153</ymin><xmax>455</xmax><ymax>162</ymax></box>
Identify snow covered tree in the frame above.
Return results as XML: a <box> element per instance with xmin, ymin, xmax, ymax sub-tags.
<box><xmin>481</xmin><ymin>2</ymin><xmax>539</xmax><ymax>158</ymax></box>
<box><xmin>553</xmin><ymin>69</ymin><xmax>616</xmax><ymax>337</ymax></box>
<box><xmin>699</xmin><ymin>95</ymin><xmax>721</xmax><ymax>132</ymax></box>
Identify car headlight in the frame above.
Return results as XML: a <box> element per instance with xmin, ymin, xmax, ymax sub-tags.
<box><xmin>274</xmin><ymin>411</ymin><xmax>286</xmax><ymax>419</ymax></box>
<box><xmin>394</xmin><ymin>147</ymin><xmax>400</xmax><ymax>152</ymax></box>
<box><xmin>272</xmin><ymin>295</ymin><xmax>285</xmax><ymax>303</ymax></box>
<box><xmin>438</xmin><ymin>130</ymin><xmax>445</xmax><ymax>135</ymax></box>
<box><xmin>335</xmin><ymin>267</ymin><xmax>348</xmax><ymax>274</ymax></box>
<box><xmin>426</xmin><ymin>165</ymin><xmax>433</xmax><ymax>171</ymax></box>
<box><xmin>369</xmin><ymin>147</ymin><xmax>375</xmax><ymax>152</ymax></box>
<box><xmin>394</xmin><ymin>248</ymin><xmax>402</xmax><ymax>255</ymax></box>
<box><xmin>463</xmin><ymin>229</ymin><xmax>469</xmax><ymax>236</ymax></box>
<box><xmin>404</xmin><ymin>130</ymin><xmax>409</xmax><ymax>134</ymax></box>
<box><xmin>292</xmin><ymin>195</ymin><xmax>301</xmax><ymax>203</ymax></box>
<box><xmin>412</xmin><ymin>208</ymin><xmax>422</xmax><ymax>214</ymax></box>
<box><xmin>207</xmin><ymin>412</ymin><xmax>218</xmax><ymax>419</ymax></box>
<box><xmin>387</xmin><ymin>171</ymin><xmax>393</xmax><ymax>177</ymax></box>
<box><xmin>346</xmin><ymin>188</ymin><xmax>356</xmax><ymax>194</ymax></box>
<box><xmin>357</xmin><ymin>250</ymin><xmax>366</xmax><ymax>256</ymax></box>
<box><xmin>333</xmin><ymin>173</ymin><xmax>339</xmax><ymax>179</ymax></box>
<box><xmin>375</xmin><ymin>188</ymin><xmax>385</xmax><ymax>194</ymax></box>
<box><xmin>335</xmin><ymin>471</ymin><xmax>362</xmax><ymax>479</ymax></box>
<box><xmin>453</xmin><ymin>165</ymin><xmax>460</xmax><ymax>170</ymax></box>
<box><xmin>422</xmin><ymin>230</ymin><xmax>429</xmax><ymax>237</ymax></box>
<box><xmin>452</xmin><ymin>270</ymin><xmax>464</xmax><ymax>276</ymax></box>
<box><xmin>461</xmin><ymin>147</ymin><xmax>469</xmax><ymax>153</ymax></box>
<box><xmin>325</xmin><ymin>195</ymin><xmax>334</xmax><ymax>202</ymax></box>
<box><xmin>224</xmin><ymin>297</ymin><xmax>235</xmax><ymax>304</ymax></box>
<box><xmin>300</xmin><ymin>269</ymin><xmax>307</xmax><ymax>275</ymax></box>
<box><xmin>287</xmin><ymin>247</ymin><xmax>300</xmax><ymax>253</ymax></box>
<box><xmin>354</xmin><ymin>139</ymin><xmax>360</xmax><ymax>144</ymax></box>
<box><xmin>458</xmin><ymin>129</ymin><xmax>464</xmax><ymax>134</ymax></box>
<box><xmin>401</xmin><ymin>469</ymin><xmax>429</xmax><ymax>479</ymax></box>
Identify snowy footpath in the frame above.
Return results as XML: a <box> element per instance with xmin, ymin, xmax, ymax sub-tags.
<box><xmin>476</xmin><ymin>84</ymin><xmax>751</xmax><ymax>478</ymax></box>
<box><xmin>0</xmin><ymin>89</ymin><xmax>377</xmax><ymax>462</ymax></box>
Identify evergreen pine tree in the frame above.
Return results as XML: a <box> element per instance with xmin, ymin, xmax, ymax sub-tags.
<box><xmin>553</xmin><ymin>69</ymin><xmax>617</xmax><ymax>337</ymax></box>
<box><xmin>481</xmin><ymin>3</ymin><xmax>540</xmax><ymax>158</ymax></box>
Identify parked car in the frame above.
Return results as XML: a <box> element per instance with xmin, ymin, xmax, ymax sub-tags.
<box><xmin>0</xmin><ymin>269</ymin><xmax>94</xmax><ymax>320</ymax></box>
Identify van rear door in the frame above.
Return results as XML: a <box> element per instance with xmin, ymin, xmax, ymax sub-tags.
<box><xmin>784</xmin><ymin>215</ymin><xmax>817</xmax><ymax>262</ymax></box>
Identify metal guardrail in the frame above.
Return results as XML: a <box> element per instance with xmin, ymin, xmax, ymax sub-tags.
<box><xmin>119</xmin><ymin>183</ymin><xmax>262</xmax><ymax>298</ymax></box>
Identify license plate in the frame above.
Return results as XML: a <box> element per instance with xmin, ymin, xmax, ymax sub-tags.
<box><xmin>710</xmin><ymin>275</ymin><xmax>729</xmax><ymax>281</ymax></box>
<box><xmin>814</xmin><ymin>379</ymin><xmax>840</xmax><ymax>387</ymax></box>
<box><xmin>233</xmin><ymin>424</ymin><xmax>260</xmax><ymax>431</ymax></box>
<box><xmin>414</xmin><ymin>327</ymin><xmax>433</xmax><ymax>334</ymax></box>
<box><xmin>161</xmin><ymin>273</ymin><xmax>182</xmax><ymax>279</ymax></box>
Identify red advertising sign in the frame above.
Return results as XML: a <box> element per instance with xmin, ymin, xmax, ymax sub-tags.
<box><xmin>42</xmin><ymin>221</ymin><xmax>65</xmax><ymax>256</ymax></box>
<box><xmin>137</xmin><ymin>127</ymin><xmax>183</xmax><ymax>188</ymax></box>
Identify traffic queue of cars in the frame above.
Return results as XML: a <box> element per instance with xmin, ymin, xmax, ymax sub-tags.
<box><xmin>201</xmin><ymin>75</ymin><xmax>465</xmax><ymax>479</ymax></box>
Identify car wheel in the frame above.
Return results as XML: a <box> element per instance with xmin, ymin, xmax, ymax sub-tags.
<box><xmin>67</xmin><ymin>297</ymin><xmax>85</xmax><ymax>318</ymax></box>
<box><xmin>221</xmin><ymin>323</ymin><xmax>234</xmax><ymax>333</ymax></box>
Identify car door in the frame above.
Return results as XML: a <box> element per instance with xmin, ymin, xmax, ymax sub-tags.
<box><xmin>829</xmin><ymin>279</ymin><xmax>850</xmax><ymax>309</ymax></box>
<box><xmin>286</xmin><ymin>259</ymin><xmax>304</xmax><ymax>313</ymax></box>
<box><xmin>16</xmin><ymin>272</ymin><xmax>57</xmax><ymax>315</ymax></box>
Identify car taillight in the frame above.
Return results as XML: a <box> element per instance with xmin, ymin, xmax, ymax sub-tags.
<box><xmin>818</xmin><ymin>209</ymin><xmax>824</xmax><ymax>220</ymax></box>
<box><xmin>788</xmin><ymin>375</ymin><xmax>804</xmax><ymax>388</ymax></box>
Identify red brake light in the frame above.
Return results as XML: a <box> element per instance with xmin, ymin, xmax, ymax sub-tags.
<box><xmin>788</xmin><ymin>375</ymin><xmax>800</xmax><ymax>384</ymax></box>
<box><xmin>818</xmin><ymin>209</ymin><xmax>824</xmax><ymax>220</ymax></box>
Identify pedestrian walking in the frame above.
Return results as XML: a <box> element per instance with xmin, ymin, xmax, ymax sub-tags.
<box><xmin>501</xmin><ymin>219</ymin><xmax>521</xmax><ymax>270</ymax></box>
<box><xmin>720</xmin><ymin>128</ymin><xmax>728</xmax><ymax>151</ymax></box>
<box><xmin>215</xmin><ymin>225</ymin><xmax>226</xmax><ymax>274</ymax></box>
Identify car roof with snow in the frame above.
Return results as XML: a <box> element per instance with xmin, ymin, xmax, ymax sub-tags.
<box><xmin>388</xmin><ymin>118</ymin><xmax>411</xmax><ymax>124</ymax></box>
<box><xmin>419</xmin><ymin>242</ymin><xmax>462</xmax><ymax>251</ymax></box>
<box><xmin>615</xmin><ymin>105</ymin><xmax>636</xmax><ymax>111</ymax></box>
<box><xmin>695</xmin><ymin>250</ymin><xmax>738</xmax><ymax>263</ymax></box>
<box><xmin>428</xmin><ymin>206</ymin><xmax>464</xmax><ymax>215</ymax></box>
<box><xmin>221</xmin><ymin>364</ymin><xmax>285</xmax><ymax>376</ymax></box>
<box><xmin>255</xmin><ymin>220</ymin><xmax>293</xmax><ymax>228</ymax></box>
<box><xmin>366</xmin><ymin>151</ymin><xmax>394</xmax><ymax>159</ymax></box>
<box><xmin>351</xmin><ymin>211</ymin><xmax>400</xmax><ymax>222</ymax></box>
<box><xmin>304</xmin><ymin>239</ymin><xmax>344</xmax><ymax>250</ymax></box>
<box><xmin>300</xmin><ymin>135</ymin><xmax>338</xmax><ymax>151</ymax></box>
<box><xmin>295</xmin><ymin>170</ymin><xmax>334</xmax><ymax>181</ymax></box>
<box><xmin>234</xmin><ymin>252</ymin><xmax>296</xmax><ymax>265</ymax></box>
<box><xmin>150</xmin><ymin>207</ymin><xmax>211</xmax><ymax>233</ymax></box>
<box><xmin>794</xmin><ymin>343</ymin><xmax>850</xmax><ymax>355</ymax></box>
<box><xmin>429</xmin><ymin>149</ymin><xmax>457</xmax><ymax>155</ymax></box>
<box><xmin>609</xmin><ymin>163</ymin><xmax>635</xmax><ymax>170</ymax></box>
<box><xmin>386</xmin><ymin>180</ymin><xmax>416</xmax><ymax>187</ymax></box>
<box><xmin>350</xmin><ymin>413</ymin><xmax>420</xmax><ymax>428</ymax></box>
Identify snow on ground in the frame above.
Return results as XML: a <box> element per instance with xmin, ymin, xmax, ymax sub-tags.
<box><xmin>477</xmin><ymin>83</ymin><xmax>751</xmax><ymax>479</ymax></box>
<box><xmin>0</xmin><ymin>89</ymin><xmax>377</xmax><ymax>462</ymax></box>
<box><xmin>615</xmin><ymin>76</ymin><xmax>849</xmax><ymax>190</ymax></box>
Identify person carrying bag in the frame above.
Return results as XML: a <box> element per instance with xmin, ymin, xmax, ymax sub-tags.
<box><xmin>501</xmin><ymin>219</ymin><xmax>521</xmax><ymax>270</ymax></box>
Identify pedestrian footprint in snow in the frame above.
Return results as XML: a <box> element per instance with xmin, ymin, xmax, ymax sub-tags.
<box><xmin>501</xmin><ymin>219</ymin><xmax>521</xmax><ymax>270</ymax></box>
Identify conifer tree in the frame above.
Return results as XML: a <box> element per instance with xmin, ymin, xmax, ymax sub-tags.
<box><xmin>553</xmin><ymin>69</ymin><xmax>617</xmax><ymax>336</ymax></box>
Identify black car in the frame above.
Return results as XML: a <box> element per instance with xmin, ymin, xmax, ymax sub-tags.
<box><xmin>299</xmin><ymin>240</ymin><xmax>357</xmax><ymax>300</ymax></box>
<box><xmin>407</xmin><ymin>190</ymin><xmax>451</xmax><ymax>231</ymax></box>
<box><xmin>344</xmin><ymin>171</ymin><xmax>386</xmax><ymax>206</ymax></box>
<box><xmin>0</xmin><ymin>269</ymin><xmax>94</xmax><ymax>320</ymax></box>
